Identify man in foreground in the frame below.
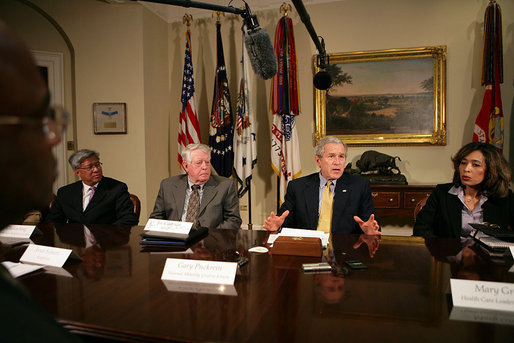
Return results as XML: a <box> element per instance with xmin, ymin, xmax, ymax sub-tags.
<box><xmin>0</xmin><ymin>19</ymin><xmax>82</xmax><ymax>341</ymax></box>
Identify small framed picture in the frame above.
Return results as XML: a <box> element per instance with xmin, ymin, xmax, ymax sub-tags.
<box><xmin>93</xmin><ymin>102</ymin><xmax>127</xmax><ymax>134</ymax></box>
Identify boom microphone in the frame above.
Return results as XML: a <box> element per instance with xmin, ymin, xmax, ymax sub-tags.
<box><xmin>313</xmin><ymin>70</ymin><xmax>332</xmax><ymax>90</ymax></box>
<box><xmin>242</xmin><ymin>3</ymin><xmax>278</xmax><ymax>80</ymax></box>
<box><xmin>313</xmin><ymin>39</ymin><xmax>332</xmax><ymax>90</ymax></box>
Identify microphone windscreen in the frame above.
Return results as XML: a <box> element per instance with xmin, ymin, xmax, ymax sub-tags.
<box><xmin>313</xmin><ymin>70</ymin><xmax>332</xmax><ymax>90</ymax></box>
<box><xmin>244</xmin><ymin>28</ymin><xmax>278</xmax><ymax>80</ymax></box>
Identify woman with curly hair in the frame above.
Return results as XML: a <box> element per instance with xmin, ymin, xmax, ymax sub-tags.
<box><xmin>414</xmin><ymin>142</ymin><xmax>513</xmax><ymax>238</ymax></box>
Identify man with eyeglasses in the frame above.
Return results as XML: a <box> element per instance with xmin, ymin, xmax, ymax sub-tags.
<box><xmin>150</xmin><ymin>143</ymin><xmax>242</xmax><ymax>230</ymax></box>
<box><xmin>0</xmin><ymin>19</ymin><xmax>82</xmax><ymax>342</ymax></box>
<box><xmin>45</xmin><ymin>149</ymin><xmax>138</xmax><ymax>225</ymax></box>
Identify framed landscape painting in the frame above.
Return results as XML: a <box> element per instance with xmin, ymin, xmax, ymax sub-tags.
<box><xmin>314</xmin><ymin>46</ymin><xmax>446</xmax><ymax>146</ymax></box>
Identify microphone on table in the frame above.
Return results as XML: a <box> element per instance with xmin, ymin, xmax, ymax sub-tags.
<box><xmin>241</xmin><ymin>2</ymin><xmax>278</xmax><ymax>80</ymax></box>
<box><xmin>313</xmin><ymin>37</ymin><xmax>332</xmax><ymax>90</ymax></box>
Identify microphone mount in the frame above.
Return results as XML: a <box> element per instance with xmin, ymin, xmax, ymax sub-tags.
<box><xmin>315</xmin><ymin>36</ymin><xmax>329</xmax><ymax>69</ymax></box>
<box><xmin>138</xmin><ymin>0</ymin><xmax>328</xmax><ymax>54</ymax></box>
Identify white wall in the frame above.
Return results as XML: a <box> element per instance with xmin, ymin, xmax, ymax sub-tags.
<box><xmin>1</xmin><ymin>0</ymin><xmax>512</xmax><ymax>227</ymax></box>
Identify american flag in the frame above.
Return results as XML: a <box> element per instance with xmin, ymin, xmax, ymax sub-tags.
<box><xmin>178</xmin><ymin>30</ymin><xmax>201</xmax><ymax>170</ymax></box>
<box><xmin>209</xmin><ymin>21</ymin><xmax>234</xmax><ymax>177</ymax></box>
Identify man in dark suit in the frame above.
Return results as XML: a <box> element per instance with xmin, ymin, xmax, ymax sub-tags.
<box><xmin>0</xmin><ymin>19</ymin><xmax>82</xmax><ymax>342</ymax></box>
<box><xmin>264</xmin><ymin>136</ymin><xmax>380</xmax><ymax>235</ymax></box>
<box><xmin>150</xmin><ymin>143</ymin><xmax>241</xmax><ymax>230</ymax></box>
<box><xmin>45</xmin><ymin>149</ymin><xmax>138</xmax><ymax>225</ymax></box>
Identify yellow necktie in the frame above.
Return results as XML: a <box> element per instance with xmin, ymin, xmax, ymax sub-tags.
<box><xmin>317</xmin><ymin>180</ymin><xmax>333</xmax><ymax>233</ymax></box>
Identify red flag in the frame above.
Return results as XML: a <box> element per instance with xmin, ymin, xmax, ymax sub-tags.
<box><xmin>178</xmin><ymin>30</ymin><xmax>201</xmax><ymax>170</ymax></box>
<box><xmin>271</xmin><ymin>15</ymin><xmax>302</xmax><ymax>205</ymax></box>
<box><xmin>473</xmin><ymin>1</ymin><xmax>503</xmax><ymax>151</ymax></box>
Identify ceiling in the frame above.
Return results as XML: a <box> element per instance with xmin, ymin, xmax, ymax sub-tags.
<box><xmin>102</xmin><ymin>0</ymin><xmax>341</xmax><ymax>23</ymax></box>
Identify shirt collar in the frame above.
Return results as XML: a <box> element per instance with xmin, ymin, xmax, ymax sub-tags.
<box><xmin>449</xmin><ymin>185</ymin><xmax>488</xmax><ymax>207</ymax></box>
<box><xmin>319</xmin><ymin>173</ymin><xmax>337</xmax><ymax>189</ymax></box>
<box><xmin>82</xmin><ymin>182</ymin><xmax>99</xmax><ymax>192</ymax></box>
<box><xmin>187</xmin><ymin>178</ymin><xmax>204</xmax><ymax>190</ymax></box>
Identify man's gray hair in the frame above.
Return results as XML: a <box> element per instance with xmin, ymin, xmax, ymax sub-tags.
<box><xmin>182</xmin><ymin>143</ymin><xmax>211</xmax><ymax>164</ymax></box>
<box><xmin>315</xmin><ymin>136</ymin><xmax>347</xmax><ymax>158</ymax></box>
<box><xmin>68</xmin><ymin>149</ymin><xmax>100</xmax><ymax>170</ymax></box>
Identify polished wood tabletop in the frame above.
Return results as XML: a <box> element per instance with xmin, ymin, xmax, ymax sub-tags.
<box><xmin>7</xmin><ymin>223</ymin><xmax>514</xmax><ymax>342</ymax></box>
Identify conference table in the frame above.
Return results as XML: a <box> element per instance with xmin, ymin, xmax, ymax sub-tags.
<box><xmin>9</xmin><ymin>223</ymin><xmax>514</xmax><ymax>342</ymax></box>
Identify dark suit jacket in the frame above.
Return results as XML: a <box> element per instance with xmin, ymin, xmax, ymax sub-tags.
<box><xmin>0</xmin><ymin>265</ymin><xmax>82</xmax><ymax>342</ymax></box>
<box><xmin>45</xmin><ymin>177</ymin><xmax>138</xmax><ymax>225</ymax></box>
<box><xmin>149</xmin><ymin>174</ymin><xmax>242</xmax><ymax>230</ymax></box>
<box><xmin>279</xmin><ymin>172</ymin><xmax>377</xmax><ymax>234</ymax></box>
<box><xmin>413</xmin><ymin>183</ymin><xmax>514</xmax><ymax>238</ymax></box>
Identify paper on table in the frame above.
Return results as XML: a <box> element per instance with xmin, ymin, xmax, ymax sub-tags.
<box><xmin>1</xmin><ymin>261</ymin><xmax>43</xmax><ymax>278</ymax></box>
<box><xmin>0</xmin><ymin>225</ymin><xmax>36</xmax><ymax>239</ymax></box>
<box><xmin>267</xmin><ymin>228</ymin><xmax>330</xmax><ymax>247</ymax></box>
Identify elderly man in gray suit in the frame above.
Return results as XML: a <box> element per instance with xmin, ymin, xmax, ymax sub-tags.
<box><xmin>150</xmin><ymin>143</ymin><xmax>242</xmax><ymax>230</ymax></box>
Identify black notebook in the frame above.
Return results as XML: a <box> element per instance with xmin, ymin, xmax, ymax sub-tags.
<box><xmin>140</xmin><ymin>226</ymin><xmax>208</xmax><ymax>247</ymax></box>
<box><xmin>470</xmin><ymin>223</ymin><xmax>514</xmax><ymax>242</ymax></box>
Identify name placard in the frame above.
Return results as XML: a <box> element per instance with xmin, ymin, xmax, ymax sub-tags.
<box><xmin>144</xmin><ymin>219</ymin><xmax>192</xmax><ymax>238</ymax></box>
<box><xmin>20</xmin><ymin>244</ymin><xmax>73</xmax><ymax>268</ymax></box>
<box><xmin>1</xmin><ymin>261</ymin><xmax>43</xmax><ymax>279</ymax></box>
<box><xmin>161</xmin><ymin>258</ymin><xmax>237</xmax><ymax>285</ymax></box>
<box><xmin>0</xmin><ymin>225</ymin><xmax>36</xmax><ymax>238</ymax></box>
<box><xmin>450</xmin><ymin>306</ymin><xmax>514</xmax><ymax>326</ymax></box>
<box><xmin>450</xmin><ymin>279</ymin><xmax>514</xmax><ymax>312</ymax></box>
<box><xmin>162</xmin><ymin>280</ymin><xmax>238</xmax><ymax>296</ymax></box>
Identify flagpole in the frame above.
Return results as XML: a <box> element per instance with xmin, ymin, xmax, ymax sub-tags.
<box><xmin>276</xmin><ymin>175</ymin><xmax>280</xmax><ymax>212</ymax></box>
<box><xmin>247</xmin><ymin>184</ymin><xmax>252</xmax><ymax>229</ymax></box>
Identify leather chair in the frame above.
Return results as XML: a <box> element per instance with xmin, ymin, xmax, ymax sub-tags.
<box><xmin>413</xmin><ymin>196</ymin><xmax>429</xmax><ymax>222</ymax></box>
<box><xmin>129</xmin><ymin>193</ymin><xmax>141</xmax><ymax>220</ymax></box>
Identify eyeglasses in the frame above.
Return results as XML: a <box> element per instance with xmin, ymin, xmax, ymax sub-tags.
<box><xmin>0</xmin><ymin>106</ymin><xmax>69</xmax><ymax>142</ymax></box>
<box><xmin>77</xmin><ymin>162</ymin><xmax>103</xmax><ymax>172</ymax></box>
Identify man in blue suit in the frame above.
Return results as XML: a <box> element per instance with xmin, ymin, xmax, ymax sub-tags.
<box><xmin>45</xmin><ymin>149</ymin><xmax>138</xmax><ymax>225</ymax></box>
<box><xmin>264</xmin><ymin>136</ymin><xmax>380</xmax><ymax>235</ymax></box>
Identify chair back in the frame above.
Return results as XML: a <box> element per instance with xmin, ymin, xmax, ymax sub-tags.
<box><xmin>413</xmin><ymin>196</ymin><xmax>429</xmax><ymax>221</ymax></box>
<box><xmin>130</xmin><ymin>193</ymin><xmax>141</xmax><ymax>220</ymax></box>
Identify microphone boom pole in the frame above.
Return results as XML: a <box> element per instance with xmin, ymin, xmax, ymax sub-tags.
<box><xmin>138</xmin><ymin>0</ymin><xmax>244</xmax><ymax>15</ymax></box>
<box><xmin>290</xmin><ymin>0</ymin><xmax>325</xmax><ymax>56</ymax></box>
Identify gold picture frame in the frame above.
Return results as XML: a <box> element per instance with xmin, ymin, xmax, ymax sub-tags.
<box><xmin>314</xmin><ymin>46</ymin><xmax>446</xmax><ymax>146</ymax></box>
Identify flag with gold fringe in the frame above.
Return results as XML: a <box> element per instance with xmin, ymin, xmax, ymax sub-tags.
<box><xmin>178</xmin><ymin>29</ymin><xmax>201</xmax><ymax>171</ymax></box>
<box><xmin>271</xmin><ymin>15</ymin><xmax>301</xmax><ymax>205</ymax></box>
<box><xmin>473</xmin><ymin>1</ymin><xmax>504</xmax><ymax>151</ymax></box>
<box><xmin>209</xmin><ymin>20</ymin><xmax>234</xmax><ymax>177</ymax></box>
<box><xmin>234</xmin><ymin>31</ymin><xmax>257</xmax><ymax>198</ymax></box>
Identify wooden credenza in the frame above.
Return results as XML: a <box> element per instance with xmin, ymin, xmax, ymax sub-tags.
<box><xmin>370</xmin><ymin>184</ymin><xmax>434</xmax><ymax>222</ymax></box>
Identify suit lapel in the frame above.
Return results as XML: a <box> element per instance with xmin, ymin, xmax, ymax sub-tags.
<box><xmin>332</xmin><ymin>174</ymin><xmax>351</xmax><ymax>224</ymax></box>
<box><xmin>85</xmin><ymin>179</ymin><xmax>105</xmax><ymax>212</ymax></box>
<box><xmin>302</xmin><ymin>174</ymin><xmax>321</xmax><ymax>228</ymax></box>
<box><xmin>446</xmin><ymin>193</ymin><xmax>463</xmax><ymax>237</ymax></box>
<box><xmin>72</xmin><ymin>182</ymin><xmax>85</xmax><ymax>213</ymax></box>
<box><xmin>199</xmin><ymin>177</ymin><xmax>218</xmax><ymax>214</ymax></box>
<box><xmin>174</xmin><ymin>176</ymin><xmax>188</xmax><ymax>218</ymax></box>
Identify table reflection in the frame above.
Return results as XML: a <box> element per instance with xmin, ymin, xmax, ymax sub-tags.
<box><xmin>424</xmin><ymin>237</ymin><xmax>514</xmax><ymax>282</ymax></box>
